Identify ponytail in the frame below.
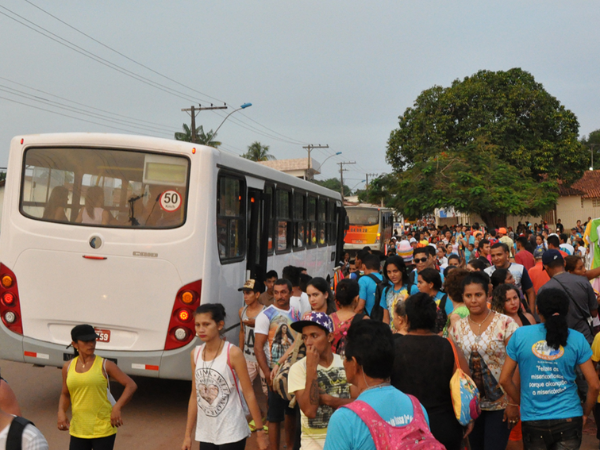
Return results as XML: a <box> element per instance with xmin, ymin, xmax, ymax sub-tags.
<box><xmin>537</xmin><ymin>288</ymin><xmax>569</xmax><ymax>350</ymax></box>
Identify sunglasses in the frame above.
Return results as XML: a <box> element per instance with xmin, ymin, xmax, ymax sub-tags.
<box><xmin>414</xmin><ymin>257</ymin><xmax>428</xmax><ymax>263</ymax></box>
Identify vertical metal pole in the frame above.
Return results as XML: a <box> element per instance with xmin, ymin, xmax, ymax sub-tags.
<box><xmin>190</xmin><ymin>105</ymin><xmax>197</xmax><ymax>144</ymax></box>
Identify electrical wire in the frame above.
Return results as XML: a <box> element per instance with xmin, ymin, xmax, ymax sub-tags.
<box><xmin>17</xmin><ymin>0</ymin><xmax>310</xmax><ymax>146</ymax></box>
<box><xmin>0</xmin><ymin>75</ymin><xmax>177</xmax><ymax>131</ymax></box>
<box><xmin>0</xmin><ymin>95</ymin><xmax>169</xmax><ymax>136</ymax></box>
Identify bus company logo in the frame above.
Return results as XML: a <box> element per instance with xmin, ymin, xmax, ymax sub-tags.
<box><xmin>89</xmin><ymin>236</ymin><xmax>103</xmax><ymax>249</ymax></box>
<box><xmin>133</xmin><ymin>251</ymin><xmax>158</xmax><ymax>258</ymax></box>
<box><xmin>531</xmin><ymin>340</ymin><xmax>564</xmax><ymax>361</ymax></box>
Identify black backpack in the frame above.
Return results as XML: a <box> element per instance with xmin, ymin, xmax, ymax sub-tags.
<box><xmin>366</xmin><ymin>274</ymin><xmax>390</xmax><ymax>322</ymax></box>
<box><xmin>7</xmin><ymin>416</ymin><xmax>34</xmax><ymax>450</ymax></box>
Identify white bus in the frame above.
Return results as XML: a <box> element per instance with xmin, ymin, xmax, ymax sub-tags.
<box><xmin>0</xmin><ymin>133</ymin><xmax>345</xmax><ymax>380</ymax></box>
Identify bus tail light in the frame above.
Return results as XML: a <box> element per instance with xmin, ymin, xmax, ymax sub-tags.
<box><xmin>0</xmin><ymin>264</ymin><xmax>23</xmax><ymax>335</ymax></box>
<box><xmin>164</xmin><ymin>280</ymin><xmax>201</xmax><ymax>350</ymax></box>
<box><xmin>376</xmin><ymin>232</ymin><xmax>381</xmax><ymax>243</ymax></box>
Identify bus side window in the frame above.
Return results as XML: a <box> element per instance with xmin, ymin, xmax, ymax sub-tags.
<box><xmin>307</xmin><ymin>196</ymin><xmax>317</xmax><ymax>247</ymax></box>
<box><xmin>265</xmin><ymin>185</ymin><xmax>274</xmax><ymax>255</ymax></box>
<box><xmin>327</xmin><ymin>200</ymin><xmax>336</xmax><ymax>244</ymax></box>
<box><xmin>275</xmin><ymin>188</ymin><xmax>291</xmax><ymax>252</ymax></box>
<box><xmin>293</xmin><ymin>192</ymin><xmax>305</xmax><ymax>249</ymax></box>
<box><xmin>318</xmin><ymin>198</ymin><xmax>327</xmax><ymax>246</ymax></box>
<box><xmin>217</xmin><ymin>174</ymin><xmax>245</xmax><ymax>262</ymax></box>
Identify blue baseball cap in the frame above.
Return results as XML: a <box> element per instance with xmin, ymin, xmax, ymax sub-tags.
<box><xmin>291</xmin><ymin>311</ymin><xmax>334</xmax><ymax>334</ymax></box>
<box><xmin>542</xmin><ymin>249</ymin><xmax>563</xmax><ymax>266</ymax></box>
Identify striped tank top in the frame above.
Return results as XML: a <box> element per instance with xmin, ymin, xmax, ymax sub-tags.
<box><xmin>67</xmin><ymin>356</ymin><xmax>117</xmax><ymax>439</ymax></box>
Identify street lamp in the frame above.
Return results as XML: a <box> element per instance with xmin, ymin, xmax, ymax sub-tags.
<box><xmin>320</xmin><ymin>152</ymin><xmax>342</xmax><ymax>168</ymax></box>
<box><xmin>213</xmin><ymin>103</ymin><xmax>252</xmax><ymax>137</ymax></box>
<box><xmin>350</xmin><ymin>179</ymin><xmax>366</xmax><ymax>191</ymax></box>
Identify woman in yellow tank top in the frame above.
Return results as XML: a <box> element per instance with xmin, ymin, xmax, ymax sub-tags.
<box><xmin>57</xmin><ymin>324</ymin><xmax>137</xmax><ymax>450</ymax></box>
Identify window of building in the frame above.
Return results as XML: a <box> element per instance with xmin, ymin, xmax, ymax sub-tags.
<box><xmin>275</xmin><ymin>188</ymin><xmax>291</xmax><ymax>252</ymax></box>
<box><xmin>293</xmin><ymin>192</ymin><xmax>306</xmax><ymax>249</ymax></box>
<box><xmin>217</xmin><ymin>173</ymin><xmax>245</xmax><ymax>262</ymax></box>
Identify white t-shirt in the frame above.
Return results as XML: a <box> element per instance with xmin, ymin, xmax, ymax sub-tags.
<box><xmin>0</xmin><ymin>421</ymin><xmax>49</xmax><ymax>450</ymax></box>
<box><xmin>291</xmin><ymin>292</ymin><xmax>311</xmax><ymax>317</ymax></box>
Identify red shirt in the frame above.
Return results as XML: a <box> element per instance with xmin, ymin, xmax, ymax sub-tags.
<box><xmin>528</xmin><ymin>260</ymin><xmax>551</xmax><ymax>295</ymax></box>
<box><xmin>514</xmin><ymin>250</ymin><xmax>535</xmax><ymax>271</ymax></box>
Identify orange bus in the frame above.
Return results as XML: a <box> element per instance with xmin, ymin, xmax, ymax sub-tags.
<box><xmin>344</xmin><ymin>206</ymin><xmax>393</xmax><ymax>254</ymax></box>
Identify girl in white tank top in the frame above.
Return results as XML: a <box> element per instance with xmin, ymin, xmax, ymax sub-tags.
<box><xmin>181</xmin><ymin>304</ymin><xmax>268</xmax><ymax>450</ymax></box>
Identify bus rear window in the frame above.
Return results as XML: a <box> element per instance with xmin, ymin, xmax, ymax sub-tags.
<box><xmin>347</xmin><ymin>208</ymin><xmax>379</xmax><ymax>226</ymax></box>
<box><xmin>20</xmin><ymin>147</ymin><xmax>189</xmax><ymax>228</ymax></box>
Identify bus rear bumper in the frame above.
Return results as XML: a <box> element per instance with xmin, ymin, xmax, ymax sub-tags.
<box><xmin>0</xmin><ymin>323</ymin><xmax>197</xmax><ymax>380</ymax></box>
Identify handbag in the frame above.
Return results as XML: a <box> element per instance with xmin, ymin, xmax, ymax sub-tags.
<box><xmin>447</xmin><ymin>339</ymin><xmax>481</xmax><ymax>426</ymax></box>
<box><xmin>272</xmin><ymin>337</ymin><xmax>306</xmax><ymax>405</ymax></box>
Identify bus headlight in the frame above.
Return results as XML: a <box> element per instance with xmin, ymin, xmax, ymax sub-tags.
<box><xmin>174</xmin><ymin>328</ymin><xmax>188</xmax><ymax>341</ymax></box>
<box><xmin>4</xmin><ymin>311</ymin><xmax>16</xmax><ymax>324</ymax></box>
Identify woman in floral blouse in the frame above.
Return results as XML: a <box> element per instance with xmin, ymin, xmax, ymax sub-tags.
<box><xmin>449</xmin><ymin>271</ymin><xmax>519</xmax><ymax>450</ymax></box>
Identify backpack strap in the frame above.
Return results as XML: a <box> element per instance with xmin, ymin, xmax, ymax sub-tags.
<box><xmin>194</xmin><ymin>345</ymin><xmax>202</xmax><ymax>366</ymax></box>
<box><xmin>406</xmin><ymin>394</ymin><xmax>426</xmax><ymax>425</ymax></box>
<box><xmin>7</xmin><ymin>416</ymin><xmax>34</xmax><ymax>450</ymax></box>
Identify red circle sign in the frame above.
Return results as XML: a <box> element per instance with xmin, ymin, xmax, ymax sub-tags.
<box><xmin>159</xmin><ymin>190</ymin><xmax>182</xmax><ymax>212</ymax></box>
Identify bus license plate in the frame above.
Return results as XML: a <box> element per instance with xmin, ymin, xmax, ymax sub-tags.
<box><xmin>95</xmin><ymin>329</ymin><xmax>111</xmax><ymax>343</ymax></box>
<box><xmin>353</xmin><ymin>240</ymin><xmax>364</xmax><ymax>244</ymax></box>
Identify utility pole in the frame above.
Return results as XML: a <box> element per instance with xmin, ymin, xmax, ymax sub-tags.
<box><xmin>365</xmin><ymin>173</ymin><xmax>378</xmax><ymax>189</ymax></box>
<box><xmin>338</xmin><ymin>161</ymin><xmax>356</xmax><ymax>199</ymax></box>
<box><xmin>181</xmin><ymin>104</ymin><xmax>228</xmax><ymax>143</ymax></box>
<box><xmin>302</xmin><ymin>144</ymin><xmax>329</xmax><ymax>180</ymax></box>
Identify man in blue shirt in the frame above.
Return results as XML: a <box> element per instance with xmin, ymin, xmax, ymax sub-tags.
<box><xmin>357</xmin><ymin>254</ymin><xmax>386</xmax><ymax>320</ymax></box>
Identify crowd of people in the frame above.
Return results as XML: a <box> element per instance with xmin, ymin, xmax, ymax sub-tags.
<box><xmin>3</xmin><ymin>219</ymin><xmax>600</xmax><ymax>450</ymax></box>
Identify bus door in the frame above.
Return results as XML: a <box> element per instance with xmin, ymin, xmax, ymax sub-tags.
<box><xmin>247</xmin><ymin>188</ymin><xmax>267</xmax><ymax>281</ymax></box>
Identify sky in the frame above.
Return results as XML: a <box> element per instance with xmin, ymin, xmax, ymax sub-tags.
<box><xmin>2</xmin><ymin>1</ymin><xmax>600</xmax><ymax>188</ymax></box>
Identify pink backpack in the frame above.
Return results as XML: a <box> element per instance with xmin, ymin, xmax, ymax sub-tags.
<box><xmin>342</xmin><ymin>394</ymin><xmax>445</xmax><ymax>450</ymax></box>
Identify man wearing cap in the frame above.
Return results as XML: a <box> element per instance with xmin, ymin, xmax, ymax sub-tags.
<box><xmin>539</xmin><ymin>249</ymin><xmax>598</xmax><ymax>345</ymax></box>
<box><xmin>287</xmin><ymin>313</ymin><xmax>353</xmax><ymax>450</ymax></box>
<box><xmin>238</xmin><ymin>278</ymin><xmax>267</xmax><ymax>427</ymax></box>
<box><xmin>498</xmin><ymin>227</ymin><xmax>515</xmax><ymax>258</ymax></box>
<box><xmin>528</xmin><ymin>247</ymin><xmax>550</xmax><ymax>296</ymax></box>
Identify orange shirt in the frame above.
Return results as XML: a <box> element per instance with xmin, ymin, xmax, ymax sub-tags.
<box><xmin>528</xmin><ymin>260</ymin><xmax>550</xmax><ymax>295</ymax></box>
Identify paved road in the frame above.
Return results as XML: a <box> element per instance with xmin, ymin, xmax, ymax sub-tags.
<box><xmin>0</xmin><ymin>359</ymin><xmax>267</xmax><ymax>449</ymax></box>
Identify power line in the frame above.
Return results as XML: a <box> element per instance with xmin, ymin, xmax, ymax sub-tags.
<box><xmin>0</xmin><ymin>84</ymin><xmax>173</xmax><ymax>135</ymax></box>
<box><xmin>17</xmin><ymin>0</ymin><xmax>310</xmax><ymax>146</ymax></box>
<box><xmin>0</xmin><ymin>75</ymin><xmax>177</xmax><ymax>131</ymax></box>
<box><xmin>0</xmin><ymin>95</ymin><xmax>167</xmax><ymax>136</ymax></box>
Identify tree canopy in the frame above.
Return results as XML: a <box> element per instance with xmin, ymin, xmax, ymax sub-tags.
<box><xmin>581</xmin><ymin>129</ymin><xmax>600</xmax><ymax>170</ymax></box>
<box><xmin>241</xmin><ymin>142</ymin><xmax>276</xmax><ymax>161</ymax></box>
<box><xmin>386</xmin><ymin>68</ymin><xmax>587</xmax><ymax>226</ymax></box>
<box><xmin>174</xmin><ymin>124</ymin><xmax>221</xmax><ymax>148</ymax></box>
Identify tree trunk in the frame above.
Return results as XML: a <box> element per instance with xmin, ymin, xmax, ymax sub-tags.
<box><xmin>479</xmin><ymin>212</ymin><xmax>507</xmax><ymax>229</ymax></box>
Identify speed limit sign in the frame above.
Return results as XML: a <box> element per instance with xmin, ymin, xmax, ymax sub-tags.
<box><xmin>159</xmin><ymin>190</ymin><xmax>182</xmax><ymax>212</ymax></box>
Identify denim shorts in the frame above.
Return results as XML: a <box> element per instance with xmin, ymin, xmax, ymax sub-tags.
<box><xmin>521</xmin><ymin>417</ymin><xmax>582</xmax><ymax>450</ymax></box>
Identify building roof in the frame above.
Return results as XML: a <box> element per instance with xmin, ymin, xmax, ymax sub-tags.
<box><xmin>256</xmin><ymin>158</ymin><xmax>321</xmax><ymax>179</ymax></box>
<box><xmin>559</xmin><ymin>170</ymin><xmax>600</xmax><ymax>198</ymax></box>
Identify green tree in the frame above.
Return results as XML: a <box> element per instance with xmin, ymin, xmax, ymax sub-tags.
<box><xmin>311</xmin><ymin>178</ymin><xmax>352</xmax><ymax>196</ymax></box>
<box><xmin>581</xmin><ymin>129</ymin><xmax>600</xmax><ymax>170</ymax></box>
<box><xmin>358</xmin><ymin>173</ymin><xmax>397</xmax><ymax>207</ymax></box>
<box><xmin>386</xmin><ymin>68</ymin><xmax>587</xmax><ymax>227</ymax></box>
<box><xmin>174</xmin><ymin>124</ymin><xmax>221</xmax><ymax>148</ymax></box>
<box><xmin>241</xmin><ymin>142</ymin><xmax>276</xmax><ymax>161</ymax></box>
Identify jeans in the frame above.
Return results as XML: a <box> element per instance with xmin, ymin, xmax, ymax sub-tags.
<box><xmin>521</xmin><ymin>417</ymin><xmax>583</xmax><ymax>450</ymax></box>
<box><xmin>468</xmin><ymin>410</ymin><xmax>511</xmax><ymax>450</ymax></box>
